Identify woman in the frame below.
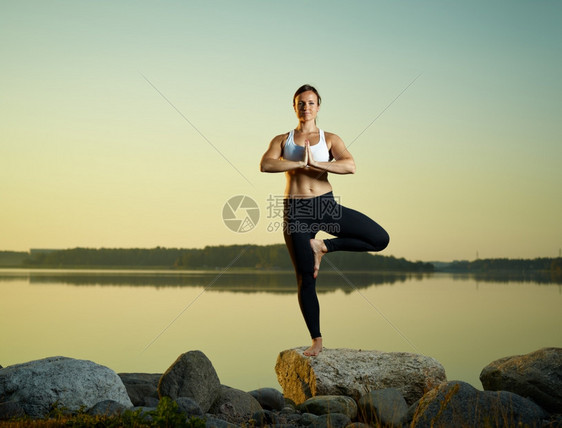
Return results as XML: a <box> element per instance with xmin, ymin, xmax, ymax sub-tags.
<box><xmin>260</xmin><ymin>84</ymin><xmax>389</xmax><ymax>356</ymax></box>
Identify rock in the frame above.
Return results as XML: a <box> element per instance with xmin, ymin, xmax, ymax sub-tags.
<box><xmin>176</xmin><ymin>396</ymin><xmax>203</xmax><ymax>416</ymax></box>
<box><xmin>408</xmin><ymin>380</ymin><xmax>547</xmax><ymax>428</ymax></box>
<box><xmin>118</xmin><ymin>373</ymin><xmax>161</xmax><ymax>406</ymax></box>
<box><xmin>205</xmin><ymin>415</ymin><xmax>239</xmax><ymax>428</ymax></box>
<box><xmin>144</xmin><ymin>396</ymin><xmax>160</xmax><ymax>408</ymax></box>
<box><xmin>275</xmin><ymin>347</ymin><xmax>446</xmax><ymax>405</ymax></box>
<box><xmin>480</xmin><ymin>347</ymin><xmax>562</xmax><ymax>414</ymax></box>
<box><xmin>297</xmin><ymin>395</ymin><xmax>357</xmax><ymax>419</ymax></box>
<box><xmin>310</xmin><ymin>412</ymin><xmax>351</xmax><ymax>428</ymax></box>
<box><xmin>0</xmin><ymin>356</ymin><xmax>133</xmax><ymax>418</ymax></box>
<box><xmin>252</xmin><ymin>409</ymin><xmax>280</xmax><ymax>426</ymax></box>
<box><xmin>87</xmin><ymin>400</ymin><xmax>129</xmax><ymax>416</ymax></box>
<box><xmin>248</xmin><ymin>387</ymin><xmax>285</xmax><ymax>411</ymax></box>
<box><xmin>208</xmin><ymin>385</ymin><xmax>262</xmax><ymax>420</ymax></box>
<box><xmin>346</xmin><ymin>423</ymin><xmax>371</xmax><ymax>428</ymax></box>
<box><xmin>158</xmin><ymin>350</ymin><xmax>221</xmax><ymax>413</ymax></box>
<box><xmin>357</xmin><ymin>388</ymin><xmax>408</xmax><ymax>427</ymax></box>
<box><xmin>0</xmin><ymin>401</ymin><xmax>25</xmax><ymax>420</ymax></box>
<box><xmin>300</xmin><ymin>412</ymin><xmax>319</xmax><ymax>425</ymax></box>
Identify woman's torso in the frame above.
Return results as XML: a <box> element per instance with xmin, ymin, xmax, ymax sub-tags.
<box><xmin>282</xmin><ymin>129</ymin><xmax>332</xmax><ymax>199</ymax></box>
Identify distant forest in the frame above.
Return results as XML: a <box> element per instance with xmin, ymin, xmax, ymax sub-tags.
<box><xmin>1</xmin><ymin>245</ymin><xmax>433</xmax><ymax>272</ymax></box>
<box><xmin>1</xmin><ymin>247</ymin><xmax>560</xmax><ymax>274</ymax></box>
<box><xmin>442</xmin><ymin>257</ymin><xmax>562</xmax><ymax>274</ymax></box>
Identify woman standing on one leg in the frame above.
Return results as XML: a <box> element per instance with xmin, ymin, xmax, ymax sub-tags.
<box><xmin>260</xmin><ymin>84</ymin><xmax>389</xmax><ymax>356</ymax></box>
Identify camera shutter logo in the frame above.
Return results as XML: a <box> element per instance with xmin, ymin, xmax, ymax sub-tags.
<box><xmin>222</xmin><ymin>195</ymin><xmax>260</xmax><ymax>233</ymax></box>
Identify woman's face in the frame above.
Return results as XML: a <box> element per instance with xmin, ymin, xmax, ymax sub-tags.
<box><xmin>294</xmin><ymin>91</ymin><xmax>320</xmax><ymax>122</ymax></box>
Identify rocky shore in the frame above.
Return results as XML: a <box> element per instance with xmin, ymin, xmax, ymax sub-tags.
<box><xmin>1</xmin><ymin>347</ymin><xmax>560</xmax><ymax>427</ymax></box>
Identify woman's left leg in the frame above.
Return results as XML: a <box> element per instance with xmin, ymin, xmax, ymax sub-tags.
<box><xmin>311</xmin><ymin>198</ymin><xmax>390</xmax><ymax>276</ymax></box>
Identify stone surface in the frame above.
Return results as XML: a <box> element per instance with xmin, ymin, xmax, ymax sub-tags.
<box><xmin>252</xmin><ymin>409</ymin><xmax>279</xmax><ymax>426</ymax></box>
<box><xmin>158</xmin><ymin>350</ymin><xmax>221</xmax><ymax>413</ymax></box>
<box><xmin>248</xmin><ymin>387</ymin><xmax>285</xmax><ymax>411</ymax></box>
<box><xmin>297</xmin><ymin>395</ymin><xmax>357</xmax><ymax>419</ymax></box>
<box><xmin>176</xmin><ymin>396</ymin><xmax>203</xmax><ymax>416</ymax></box>
<box><xmin>0</xmin><ymin>401</ymin><xmax>25</xmax><ymax>420</ymax></box>
<box><xmin>480</xmin><ymin>347</ymin><xmax>562</xmax><ymax>414</ymax></box>
<box><xmin>205</xmin><ymin>416</ymin><xmax>239</xmax><ymax>428</ymax></box>
<box><xmin>408</xmin><ymin>381</ymin><xmax>547</xmax><ymax>428</ymax></box>
<box><xmin>118</xmin><ymin>373</ymin><xmax>161</xmax><ymax>406</ymax></box>
<box><xmin>0</xmin><ymin>356</ymin><xmax>133</xmax><ymax>418</ymax></box>
<box><xmin>87</xmin><ymin>400</ymin><xmax>129</xmax><ymax>416</ymax></box>
<box><xmin>310</xmin><ymin>412</ymin><xmax>351</xmax><ymax>428</ymax></box>
<box><xmin>357</xmin><ymin>388</ymin><xmax>408</xmax><ymax>427</ymax></box>
<box><xmin>208</xmin><ymin>385</ymin><xmax>262</xmax><ymax>420</ymax></box>
<box><xmin>275</xmin><ymin>347</ymin><xmax>446</xmax><ymax>405</ymax></box>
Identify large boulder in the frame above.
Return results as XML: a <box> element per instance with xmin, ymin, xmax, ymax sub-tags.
<box><xmin>157</xmin><ymin>350</ymin><xmax>221</xmax><ymax>413</ymax></box>
<box><xmin>275</xmin><ymin>347</ymin><xmax>446</xmax><ymax>405</ymax></box>
<box><xmin>357</xmin><ymin>388</ymin><xmax>408</xmax><ymax>426</ymax></box>
<box><xmin>248</xmin><ymin>387</ymin><xmax>285</xmax><ymax>411</ymax></box>
<box><xmin>208</xmin><ymin>385</ymin><xmax>262</xmax><ymax>421</ymax></box>
<box><xmin>297</xmin><ymin>395</ymin><xmax>357</xmax><ymax>419</ymax></box>
<box><xmin>408</xmin><ymin>381</ymin><xmax>547</xmax><ymax>428</ymax></box>
<box><xmin>0</xmin><ymin>356</ymin><xmax>133</xmax><ymax>418</ymax></box>
<box><xmin>118</xmin><ymin>373</ymin><xmax>161</xmax><ymax>406</ymax></box>
<box><xmin>480</xmin><ymin>347</ymin><xmax>562</xmax><ymax>414</ymax></box>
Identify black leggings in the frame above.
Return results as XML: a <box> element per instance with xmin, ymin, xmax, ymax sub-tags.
<box><xmin>283</xmin><ymin>191</ymin><xmax>389</xmax><ymax>339</ymax></box>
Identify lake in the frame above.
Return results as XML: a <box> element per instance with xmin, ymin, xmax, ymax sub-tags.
<box><xmin>0</xmin><ymin>269</ymin><xmax>560</xmax><ymax>392</ymax></box>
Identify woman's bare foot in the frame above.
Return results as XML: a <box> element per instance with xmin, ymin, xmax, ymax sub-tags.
<box><xmin>303</xmin><ymin>337</ymin><xmax>323</xmax><ymax>356</ymax></box>
<box><xmin>310</xmin><ymin>239</ymin><xmax>328</xmax><ymax>279</ymax></box>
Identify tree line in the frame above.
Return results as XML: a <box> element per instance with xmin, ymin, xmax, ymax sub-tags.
<box><xmin>443</xmin><ymin>258</ymin><xmax>562</xmax><ymax>273</ymax></box>
<box><xmin>18</xmin><ymin>245</ymin><xmax>434</xmax><ymax>272</ymax></box>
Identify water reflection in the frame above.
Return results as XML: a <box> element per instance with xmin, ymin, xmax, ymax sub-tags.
<box><xmin>0</xmin><ymin>269</ymin><xmax>559</xmax><ymax>292</ymax></box>
<box><xmin>449</xmin><ymin>270</ymin><xmax>562</xmax><ymax>284</ymax></box>
<box><xmin>0</xmin><ymin>270</ymin><xmax>429</xmax><ymax>293</ymax></box>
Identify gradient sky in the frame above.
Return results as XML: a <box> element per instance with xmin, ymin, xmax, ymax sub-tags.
<box><xmin>1</xmin><ymin>1</ymin><xmax>561</xmax><ymax>262</ymax></box>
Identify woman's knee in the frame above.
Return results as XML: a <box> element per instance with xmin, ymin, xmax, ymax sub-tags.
<box><xmin>369</xmin><ymin>227</ymin><xmax>390</xmax><ymax>252</ymax></box>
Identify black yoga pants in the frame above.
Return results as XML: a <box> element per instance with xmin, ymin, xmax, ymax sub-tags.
<box><xmin>283</xmin><ymin>191</ymin><xmax>390</xmax><ymax>339</ymax></box>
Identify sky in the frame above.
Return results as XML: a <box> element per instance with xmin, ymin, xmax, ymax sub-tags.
<box><xmin>1</xmin><ymin>1</ymin><xmax>561</xmax><ymax>262</ymax></box>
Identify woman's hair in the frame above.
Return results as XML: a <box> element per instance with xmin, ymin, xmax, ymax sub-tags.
<box><xmin>293</xmin><ymin>84</ymin><xmax>322</xmax><ymax>106</ymax></box>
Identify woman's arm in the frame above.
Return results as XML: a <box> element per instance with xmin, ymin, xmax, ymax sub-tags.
<box><xmin>307</xmin><ymin>133</ymin><xmax>356</xmax><ymax>174</ymax></box>
<box><xmin>260</xmin><ymin>134</ymin><xmax>306</xmax><ymax>173</ymax></box>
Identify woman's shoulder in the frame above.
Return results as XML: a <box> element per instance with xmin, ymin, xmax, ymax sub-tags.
<box><xmin>274</xmin><ymin>131</ymin><xmax>291</xmax><ymax>141</ymax></box>
<box><xmin>268</xmin><ymin>131</ymin><xmax>291</xmax><ymax>148</ymax></box>
<box><xmin>322</xmin><ymin>130</ymin><xmax>344</xmax><ymax>145</ymax></box>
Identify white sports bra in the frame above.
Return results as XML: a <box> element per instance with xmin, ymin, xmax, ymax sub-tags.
<box><xmin>282</xmin><ymin>129</ymin><xmax>330</xmax><ymax>162</ymax></box>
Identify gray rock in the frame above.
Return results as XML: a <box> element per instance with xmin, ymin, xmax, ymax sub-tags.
<box><xmin>297</xmin><ymin>395</ymin><xmax>357</xmax><ymax>419</ymax></box>
<box><xmin>346</xmin><ymin>423</ymin><xmax>372</xmax><ymax>428</ymax></box>
<box><xmin>118</xmin><ymin>373</ymin><xmax>161</xmax><ymax>406</ymax></box>
<box><xmin>310</xmin><ymin>412</ymin><xmax>351</xmax><ymax>428</ymax></box>
<box><xmin>144</xmin><ymin>396</ymin><xmax>160</xmax><ymax>408</ymax></box>
<box><xmin>0</xmin><ymin>401</ymin><xmax>25</xmax><ymax>420</ymax></box>
<box><xmin>301</xmin><ymin>412</ymin><xmax>319</xmax><ymax>425</ymax></box>
<box><xmin>176</xmin><ymin>396</ymin><xmax>203</xmax><ymax>416</ymax></box>
<box><xmin>480</xmin><ymin>347</ymin><xmax>562</xmax><ymax>414</ymax></box>
<box><xmin>208</xmin><ymin>385</ymin><xmax>262</xmax><ymax>419</ymax></box>
<box><xmin>205</xmin><ymin>415</ymin><xmax>239</xmax><ymax>428</ymax></box>
<box><xmin>408</xmin><ymin>380</ymin><xmax>547</xmax><ymax>428</ymax></box>
<box><xmin>158</xmin><ymin>350</ymin><xmax>221</xmax><ymax>413</ymax></box>
<box><xmin>252</xmin><ymin>409</ymin><xmax>279</xmax><ymax>426</ymax></box>
<box><xmin>248</xmin><ymin>387</ymin><xmax>285</xmax><ymax>411</ymax></box>
<box><xmin>87</xmin><ymin>400</ymin><xmax>129</xmax><ymax>416</ymax></box>
<box><xmin>0</xmin><ymin>356</ymin><xmax>133</xmax><ymax>418</ymax></box>
<box><xmin>275</xmin><ymin>347</ymin><xmax>446</xmax><ymax>405</ymax></box>
<box><xmin>357</xmin><ymin>388</ymin><xmax>408</xmax><ymax>427</ymax></box>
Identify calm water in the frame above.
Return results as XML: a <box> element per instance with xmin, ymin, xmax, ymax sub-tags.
<box><xmin>1</xmin><ymin>269</ymin><xmax>560</xmax><ymax>392</ymax></box>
